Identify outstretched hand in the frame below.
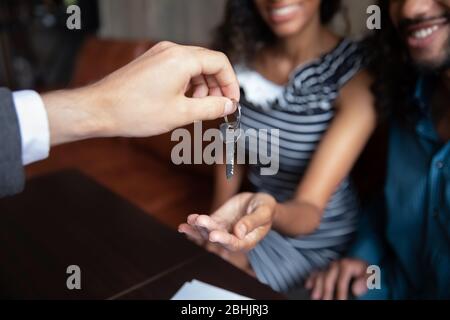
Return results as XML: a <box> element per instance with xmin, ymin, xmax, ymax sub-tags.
<box><xmin>179</xmin><ymin>192</ymin><xmax>277</xmax><ymax>252</ymax></box>
<box><xmin>43</xmin><ymin>41</ymin><xmax>240</xmax><ymax>146</ymax></box>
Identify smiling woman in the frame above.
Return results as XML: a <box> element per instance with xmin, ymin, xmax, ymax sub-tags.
<box><xmin>213</xmin><ymin>0</ymin><xmax>341</xmax><ymax>63</ymax></box>
<box><xmin>178</xmin><ymin>0</ymin><xmax>379</xmax><ymax>294</ymax></box>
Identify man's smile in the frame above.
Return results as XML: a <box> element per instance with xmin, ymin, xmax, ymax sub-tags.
<box><xmin>402</xmin><ymin>16</ymin><xmax>450</xmax><ymax>50</ymax></box>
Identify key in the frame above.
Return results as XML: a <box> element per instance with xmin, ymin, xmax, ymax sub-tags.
<box><xmin>220</xmin><ymin>100</ymin><xmax>241</xmax><ymax>180</ymax></box>
<box><xmin>221</xmin><ymin>123</ymin><xmax>236</xmax><ymax>179</ymax></box>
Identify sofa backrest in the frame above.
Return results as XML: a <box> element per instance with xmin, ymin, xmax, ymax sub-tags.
<box><xmin>71</xmin><ymin>36</ymin><xmax>154</xmax><ymax>88</ymax></box>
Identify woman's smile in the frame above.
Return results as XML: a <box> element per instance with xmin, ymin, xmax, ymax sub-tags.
<box><xmin>268</xmin><ymin>3</ymin><xmax>303</xmax><ymax>24</ymax></box>
<box><xmin>255</xmin><ymin>0</ymin><xmax>321</xmax><ymax>38</ymax></box>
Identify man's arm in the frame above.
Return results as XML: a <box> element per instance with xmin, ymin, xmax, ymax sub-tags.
<box><xmin>0</xmin><ymin>42</ymin><xmax>240</xmax><ymax>197</ymax></box>
<box><xmin>42</xmin><ymin>42</ymin><xmax>240</xmax><ymax>146</ymax></box>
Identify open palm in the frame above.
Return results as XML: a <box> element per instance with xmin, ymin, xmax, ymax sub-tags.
<box><xmin>179</xmin><ymin>192</ymin><xmax>276</xmax><ymax>252</ymax></box>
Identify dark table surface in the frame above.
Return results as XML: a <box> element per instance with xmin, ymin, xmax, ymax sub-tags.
<box><xmin>0</xmin><ymin>170</ymin><xmax>283</xmax><ymax>300</ymax></box>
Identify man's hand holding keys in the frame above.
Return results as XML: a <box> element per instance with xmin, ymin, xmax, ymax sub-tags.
<box><xmin>42</xmin><ymin>41</ymin><xmax>241</xmax><ymax>146</ymax></box>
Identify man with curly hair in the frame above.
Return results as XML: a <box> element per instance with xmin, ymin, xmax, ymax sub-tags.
<box><xmin>306</xmin><ymin>0</ymin><xmax>450</xmax><ymax>300</ymax></box>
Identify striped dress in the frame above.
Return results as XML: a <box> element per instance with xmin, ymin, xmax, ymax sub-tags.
<box><xmin>237</xmin><ymin>39</ymin><xmax>364</xmax><ymax>293</ymax></box>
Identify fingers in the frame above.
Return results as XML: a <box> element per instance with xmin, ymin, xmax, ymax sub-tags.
<box><xmin>185</xmin><ymin>96</ymin><xmax>236</xmax><ymax>121</ymax></box>
<box><xmin>323</xmin><ymin>264</ymin><xmax>339</xmax><ymax>300</ymax></box>
<box><xmin>205</xmin><ymin>75</ymin><xmax>223</xmax><ymax>97</ymax></box>
<box><xmin>190</xmin><ymin>74</ymin><xmax>227</xmax><ymax>100</ymax></box>
<box><xmin>178</xmin><ymin>223</ymin><xmax>204</xmax><ymax>246</ymax></box>
<box><xmin>178</xmin><ymin>223</ymin><xmax>199</xmax><ymax>239</ymax></box>
<box><xmin>352</xmin><ymin>276</ymin><xmax>369</xmax><ymax>297</ymax></box>
<box><xmin>164</xmin><ymin>44</ymin><xmax>240</xmax><ymax>121</ymax></box>
<box><xmin>203</xmin><ymin>193</ymin><xmax>275</xmax><ymax>251</ymax></box>
<box><xmin>305</xmin><ymin>272</ymin><xmax>317</xmax><ymax>290</ymax></box>
<box><xmin>188</xmin><ymin>48</ymin><xmax>240</xmax><ymax>102</ymax></box>
<box><xmin>336</xmin><ymin>261</ymin><xmax>366</xmax><ymax>300</ymax></box>
<box><xmin>194</xmin><ymin>215</ymin><xmax>225</xmax><ymax>232</ymax></box>
<box><xmin>181</xmin><ymin>214</ymin><xmax>226</xmax><ymax>249</ymax></box>
<box><xmin>151</xmin><ymin>42</ymin><xmax>240</xmax><ymax>101</ymax></box>
<box><xmin>181</xmin><ymin>193</ymin><xmax>273</xmax><ymax>253</ymax></box>
<box><xmin>209</xmin><ymin>192</ymin><xmax>254</xmax><ymax>222</ymax></box>
<box><xmin>185</xmin><ymin>214</ymin><xmax>210</xmax><ymax>241</ymax></box>
<box><xmin>309</xmin><ymin>269</ymin><xmax>337</xmax><ymax>300</ymax></box>
<box><xmin>336</xmin><ymin>266</ymin><xmax>353</xmax><ymax>300</ymax></box>
<box><xmin>234</xmin><ymin>205</ymin><xmax>273</xmax><ymax>239</ymax></box>
<box><xmin>187</xmin><ymin>214</ymin><xmax>200</xmax><ymax>225</ymax></box>
<box><xmin>190</xmin><ymin>75</ymin><xmax>209</xmax><ymax>98</ymax></box>
<box><xmin>209</xmin><ymin>230</ymin><xmax>242</xmax><ymax>251</ymax></box>
<box><xmin>307</xmin><ymin>260</ymin><xmax>368</xmax><ymax>300</ymax></box>
<box><xmin>205</xmin><ymin>241</ymin><xmax>231</xmax><ymax>260</ymax></box>
<box><xmin>311</xmin><ymin>272</ymin><xmax>325</xmax><ymax>300</ymax></box>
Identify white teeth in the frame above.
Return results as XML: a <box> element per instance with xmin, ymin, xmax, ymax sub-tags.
<box><xmin>271</xmin><ymin>5</ymin><xmax>300</xmax><ymax>17</ymax></box>
<box><xmin>413</xmin><ymin>25</ymin><xmax>439</xmax><ymax>39</ymax></box>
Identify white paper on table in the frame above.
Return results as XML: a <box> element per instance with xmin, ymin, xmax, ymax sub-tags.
<box><xmin>171</xmin><ymin>279</ymin><xmax>253</xmax><ymax>300</ymax></box>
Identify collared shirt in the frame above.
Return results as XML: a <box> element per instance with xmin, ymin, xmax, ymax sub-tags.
<box><xmin>12</xmin><ymin>90</ymin><xmax>50</xmax><ymax>165</ymax></box>
<box><xmin>349</xmin><ymin>78</ymin><xmax>450</xmax><ymax>299</ymax></box>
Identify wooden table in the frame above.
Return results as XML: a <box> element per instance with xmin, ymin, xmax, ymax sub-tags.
<box><xmin>0</xmin><ymin>170</ymin><xmax>283</xmax><ymax>300</ymax></box>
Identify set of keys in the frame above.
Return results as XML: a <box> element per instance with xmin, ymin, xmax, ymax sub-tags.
<box><xmin>220</xmin><ymin>100</ymin><xmax>242</xmax><ymax>180</ymax></box>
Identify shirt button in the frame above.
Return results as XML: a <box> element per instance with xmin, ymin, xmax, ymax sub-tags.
<box><xmin>436</xmin><ymin>161</ymin><xmax>444</xmax><ymax>169</ymax></box>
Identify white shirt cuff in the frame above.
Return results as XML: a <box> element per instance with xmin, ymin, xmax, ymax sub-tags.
<box><xmin>13</xmin><ymin>90</ymin><xmax>50</xmax><ymax>165</ymax></box>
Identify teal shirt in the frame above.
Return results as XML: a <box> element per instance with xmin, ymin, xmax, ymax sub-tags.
<box><xmin>349</xmin><ymin>79</ymin><xmax>450</xmax><ymax>299</ymax></box>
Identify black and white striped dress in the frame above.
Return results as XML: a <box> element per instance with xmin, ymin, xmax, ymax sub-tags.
<box><xmin>237</xmin><ymin>39</ymin><xmax>364</xmax><ymax>293</ymax></box>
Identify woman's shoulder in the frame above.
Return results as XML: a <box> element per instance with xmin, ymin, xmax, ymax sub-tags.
<box><xmin>326</xmin><ymin>37</ymin><xmax>365</xmax><ymax>59</ymax></box>
<box><xmin>335</xmin><ymin>69</ymin><xmax>375</xmax><ymax>113</ymax></box>
<box><xmin>332</xmin><ymin>37</ymin><xmax>366</xmax><ymax>70</ymax></box>
<box><xmin>324</xmin><ymin>39</ymin><xmax>374</xmax><ymax>109</ymax></box>
<box><xmin>329</xmin><ymin>38</ymin><xmax>372</xmax><ymax>91</ymax></box>
<box><xmin>290</xmin><ymin>37</ymin><xmax>366</xmax><ymax>89</ymax></box>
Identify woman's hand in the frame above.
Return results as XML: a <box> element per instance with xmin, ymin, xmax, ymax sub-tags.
<box><xmin>272</xmin><ymin>200</ymin><xmax>323</xmax><ymax>237</ymax></box>
<box><xmin>179</xmin><ymin>192</ymin><xmax>277</xmax><ymax>252</ymax></box>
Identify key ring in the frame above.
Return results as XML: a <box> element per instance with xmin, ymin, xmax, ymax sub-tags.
<box><xmin>224</xmin><ymin>99</ymin><xmax>241</xmax><ymax>128</ymax></box>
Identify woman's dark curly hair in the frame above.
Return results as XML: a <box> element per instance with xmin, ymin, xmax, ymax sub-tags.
<box><xmin>363</xmin><ymin>0</ymin><xmax>419</xmax><ymax>122</ymax></box>
<box><xmin>213</xmin><ymin>0</ymin><xmax>342</xmax><ymax>64</ymax></box>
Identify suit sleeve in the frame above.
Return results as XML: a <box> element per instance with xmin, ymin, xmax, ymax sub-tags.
<box><xmin>0</xmin><ymin>87</ymin><xmax>25</xmax><ymax>197</ymax></box>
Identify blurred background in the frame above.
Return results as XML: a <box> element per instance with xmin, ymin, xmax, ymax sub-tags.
<box><xmin>1</xmin><ymin>0</ymin><xmax>374</xmax><ymax>90</ymax></box>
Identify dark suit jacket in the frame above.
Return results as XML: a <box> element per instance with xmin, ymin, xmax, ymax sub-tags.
<box><xmin>0</xmin><ymin>88</ymin><xmax>24</xmax><ymax>197</ymax></box>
